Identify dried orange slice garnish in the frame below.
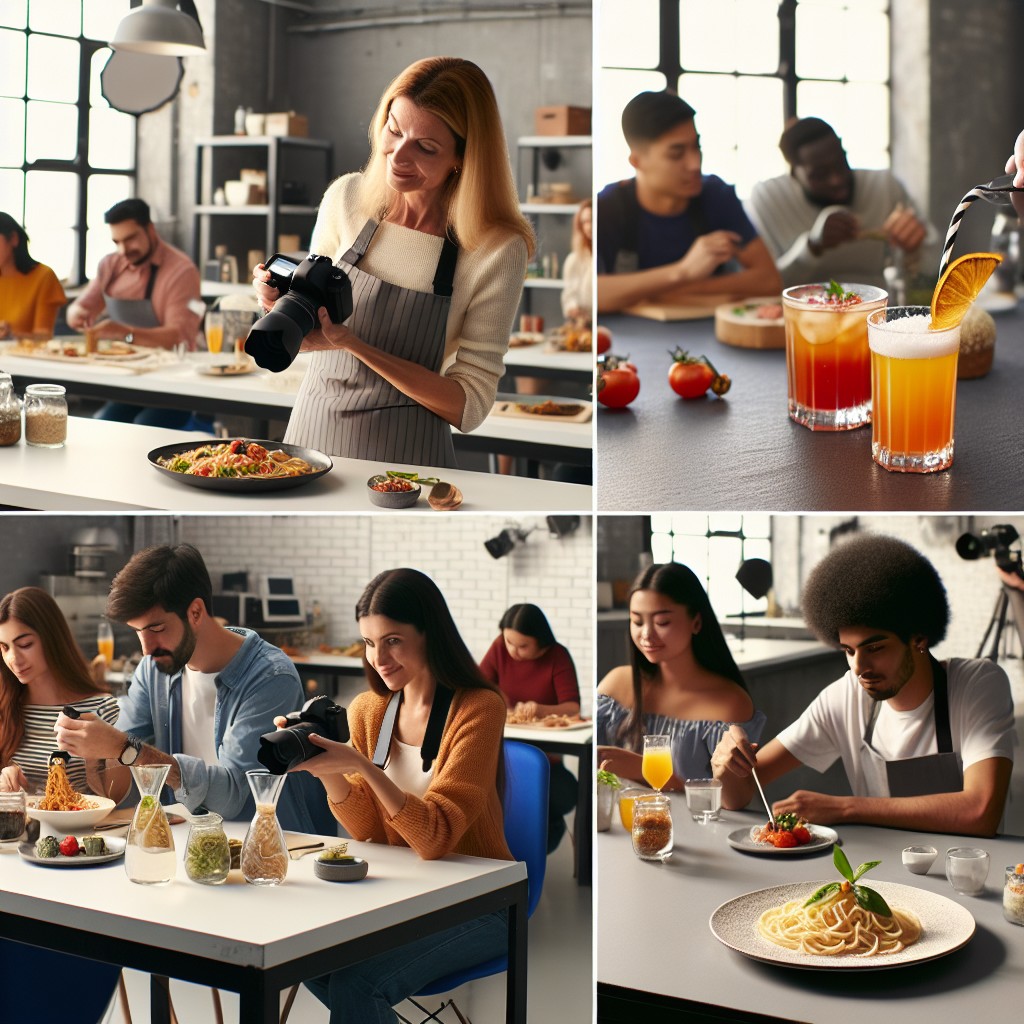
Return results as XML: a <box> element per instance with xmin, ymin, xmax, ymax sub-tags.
<box><xmin>930</xmin><ymin>252</ymin><xmax>1003</xmax><ymax>330</ymax></box>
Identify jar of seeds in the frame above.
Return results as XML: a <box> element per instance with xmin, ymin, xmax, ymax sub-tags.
<box><xmin>24</xmin><ymin>383</ymin><xmax>67</xmax><ymax>447</ymax></box>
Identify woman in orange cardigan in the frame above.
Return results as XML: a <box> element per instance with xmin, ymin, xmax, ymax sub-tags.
<box><xmin>0</xmin><ymin>213</ymin><xmax>66</xmax><ymax>340</ymax></box>
<box><xmin>284</xmin><ymin>567</ymin><xmax>510</xmax><ymax>1022</ymax></box>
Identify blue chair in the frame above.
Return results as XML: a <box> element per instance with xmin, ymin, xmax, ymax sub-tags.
<box><xmin>397</xmin><ymin>739</ymin><xmax>550</xmax><ymax>1024</ymax></box>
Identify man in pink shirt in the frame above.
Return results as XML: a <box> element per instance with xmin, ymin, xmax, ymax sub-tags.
<box><xmin>67</xmin><ymin>198</ymin><xmax>201</xmax><ymax>350</ymax></box>
<box><xmin>66</xmin><ymin>198</ymin><xmax>208</xmax><ymax>428</ymax></box>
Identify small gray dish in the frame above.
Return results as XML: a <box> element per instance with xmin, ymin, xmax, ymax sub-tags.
<box><xmin>367</xmin><ymin>476</ymin><xmax>421</xmax><ymax>509</ymax></box>
<box><xmin>314</xmin><ymin>856</ymin><xmax>368</xmax><ymax>882</ymax></box>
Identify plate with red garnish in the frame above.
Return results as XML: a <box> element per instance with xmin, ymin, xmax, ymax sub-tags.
<box><xmin>727</xmin><ymin>814</ymin><xmax>838</xmax><ymax>856</ymax></box>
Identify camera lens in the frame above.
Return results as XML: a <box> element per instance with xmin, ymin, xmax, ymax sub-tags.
<box><xmin>244</xmin><ymin>293</ymin><xmax>318</xmax><ymax>372</ymax></box>
<box><xmin>955</xmin><ymin>532</ymin><xmax>987</xmax><ymax>560</ymax></box>
<box><xmin>257</xmin><ymin>723</ymin><xmax>321</xmax><ymax>775</ymax></box>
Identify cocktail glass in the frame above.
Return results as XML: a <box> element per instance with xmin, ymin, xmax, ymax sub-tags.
<box><xmin>641</xmin><ymin>735</ymin><xmax>673</xmax><ymax>793</ymax></box>
<box><xmin>868</xmin><ymin>305</ymin><xmax>960</xmax><ymax>472</ymax></box>
<box><xmin>241</xmin><ymin>769</ymin><xmax>288</xmax><ymax>886</ymax></box>
<box><xmin>782</xmin><ymin>283</ymin><xmax>887</xmax><ymax>430</ymax></box>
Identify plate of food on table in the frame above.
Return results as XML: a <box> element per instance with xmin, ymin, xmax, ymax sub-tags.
<box><xmin>19</xmin><ymin>833</ymin><xmax>125</xmax><ymax>867</ymax></box>
<box><xmin>25</xmin><ymin>751</ymin><xmax>115</xmax><ymax>830</ymax></box>
<box><xmin>491</xmin><ymin>397</ymin><xmax>593</xmax><ymax>422</ymax></box>
<box><xmin>506</xmin><ymin>708</ymin><xmax>591</xmax><ymax>730</ymax></box>
<box><xmin>727</xmin><ymin>812</ymin><xmax>838</xmax><ymax>855</ymax></box>
<box><xmin>148</xmin><ymin>438</ymin><xmax>332</xmax><ymax>492</ymax></box>
<box><xmin>710</xmin><ymin>846</ymin><xmax>976</xmax><ymax>969</ymax></box>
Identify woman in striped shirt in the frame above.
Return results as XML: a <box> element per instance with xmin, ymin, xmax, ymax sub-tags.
<box><xmin>0</xmin><ymin>587</ymin><xmax>119</xmax><ymax>797</ymax></box>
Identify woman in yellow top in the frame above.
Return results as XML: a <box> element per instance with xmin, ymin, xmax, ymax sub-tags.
<box><xmin>0</xmin><ymin>214</ymin><xmax>66</xmax><ymax>340</ymax></box>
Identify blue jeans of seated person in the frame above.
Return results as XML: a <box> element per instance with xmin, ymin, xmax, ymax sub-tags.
<box><xmin>95</xmin><ymin>401</ymin><xmax>214</xmax><ymax>432</ymax></box>
<box><xmin>304</xmin><ymin>910</ymin><xmax>507</xmax><ymax>1024</ymax></box>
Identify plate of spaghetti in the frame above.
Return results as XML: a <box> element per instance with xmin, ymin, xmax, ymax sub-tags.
<box><xmin>148</xmin><ymin>438</ymin><xmax>332</xmax><ymax>492</ymax></box>
<box><xmin>25</xmin><ymin>755</ymin><xmax>115</xmax><ymax>830</ymax></box>
<box><xmin>710</xmin><ymin>880</ymin><xmax>975</xmax><ymax>970</ymax></box>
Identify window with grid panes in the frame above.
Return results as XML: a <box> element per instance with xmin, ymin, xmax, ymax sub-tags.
<box><xmin>649</xmin><ymin>514</ymin><xmax>772</xmax><ymax>621</ymax></box>
<box><xmin>597</xmin><ymin>0</ymin><xmax>890</xmax><ymax>200</ymax></box>
<box><xmin>0</xmin><ymin>0</ymin><xmax>136</xmax><ymax>287</ymax></box>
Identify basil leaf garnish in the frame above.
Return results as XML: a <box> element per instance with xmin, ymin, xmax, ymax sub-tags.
<box><xmin>853</xmin><ymin>884</ymin><xmax>892</xmax><ymax>917</ymax></box>
<box><xmin>833</xmin><ymin>844</ymin><xmax>854</xmax><ymax>882</ymax></box>
<box><xmin>803</xmin><ymin>881</ymin><xmax>841</xmax><ymax>908</ymax></box>
<box><xmin>853</xmin><ymin>859</ymin><xmax>882</xmax><ymax>882</ymax></box>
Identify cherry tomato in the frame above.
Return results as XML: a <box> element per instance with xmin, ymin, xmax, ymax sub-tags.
<box><xmin>791</xmin><ymin>826</ymin><xmax>811</xmax><ymax>846</ymax></box>
<box><xmin>59</xmin><ymin>835</ymin><xmax>80</xmax><ymax>857</ymax></box>
<box><xmin>596</xmin><ymin>326</ymin><xmax>612</xmax><ymax>355</ymax></box>
<box><xmin>667</xmin><ymin>347</ymin><xmax>731</xmax><ymax>400</ymax></box>
<box><xmin>597</xmin><ymin>367</ymin><xmax>640</xmax><ymax>408</ymax></box>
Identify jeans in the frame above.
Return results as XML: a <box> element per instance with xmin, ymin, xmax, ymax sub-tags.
<box><xmin>305</xmin><ymin>910</ymin><xmax>508</xmax><ymax>1024</ymax></box>
<box><xmin>548</xmin><ymin>760</ymin><xmax>579</xmax><ymax>853</ymax></box>
<box><xmin>94</xmin><ymin>401</ymin><xmax>213</xmax><ymax>432</ymax></box>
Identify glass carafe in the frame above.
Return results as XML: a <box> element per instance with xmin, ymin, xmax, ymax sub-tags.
<box><xmin>125</xmin><ymin>764</ymin><xmax>176</xmax><ymax>885</ymax></box>
<box><xmin>240</xmin><ymin>769</ymin><xmax>288</xmax><ymax>886</ymax></box>
<box><xmin>184</xmin><ymin>809</ymin><xmax>230</xmax><ymax>885</ymax></box>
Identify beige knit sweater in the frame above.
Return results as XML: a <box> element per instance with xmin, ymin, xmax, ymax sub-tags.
<box><xmin>310</xmin><ymin>173</ymin><xmax>527</xmax><ymax>433</ymax></box>
<box><xmin>330</xmin><ymin>685</ymin><xmax>513</xmax><ymax>862</ymax></box>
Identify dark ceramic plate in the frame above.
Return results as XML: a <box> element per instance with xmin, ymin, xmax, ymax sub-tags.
<box><xmin>147</xmin><ymin>439</ymin><xmax>333</xmax><ymax>493</ymax></box>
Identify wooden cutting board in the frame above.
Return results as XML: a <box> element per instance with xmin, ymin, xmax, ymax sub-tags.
<box><xmin>622</xmin><ymin>293</ymin><xmax>735</xmax><ymax>321</ymax></box>
<box><xmin>714</xmin><ymin>297</ymin><xmax>786</xmax><ymax>349</ymax></box>
<box><xmin>491</xmin><ymin>399</ymin><xmax>593</xmax><ymax>423</ymax></box>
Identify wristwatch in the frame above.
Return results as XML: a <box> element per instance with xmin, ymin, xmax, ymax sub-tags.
<box><xmin>117</xmin><ymin>736</ymin><xmax>142</xmax><ymax>766</ymax></box>
<box><xmin>124</xmin><ymin>332</ymin><xmax>134</xmax><ymax>344</ymax></box>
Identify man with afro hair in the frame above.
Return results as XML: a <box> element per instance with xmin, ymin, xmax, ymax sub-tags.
<box><xmin>711</xmin><ymin>533</ymin><xmax>1015</xmax><ymax>837</ymax></box>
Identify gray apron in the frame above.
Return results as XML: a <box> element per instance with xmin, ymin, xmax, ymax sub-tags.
<box><xmin>102</xmin><ymin>263</ymin><xmax>161</xmax><ymax>328</ymax></box>
<box><xmin>860</xmin><ymin>655</ymin><xmax>963</xmax><ymax>798</ymax></box>
<box><xmin>284</xmin><ymin>219</ymin><xmax>459</xmax><ymax>467</ymax></box>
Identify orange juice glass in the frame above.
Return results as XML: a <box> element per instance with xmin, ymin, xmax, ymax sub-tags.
<box><xmin>641</xmin><ymin>734</ymin><xmax>673</xmax><ymax>792</ymax></box>
<box><xmin>97</xmin><ymin>620</ymin><xmax>114</xmax><ymax>666</ymax></box>
<box><xmin>205</xmin><ymin>312</ymin><xmax>224</xmax><ymax>354</ymax></box>
<box><xmin>868</xmin><ymin>305</ymin><xmax>960</xmax><ymax>472</ymax></box>
<box><xmin>782</xmin><ymin>283</ymin><xmax>887</xmax><ymax>430</ymax></box>
<box><xmin>618</xmin><ymin>787</ymin><xmax>645</xmax><ymax>832</ymax></box>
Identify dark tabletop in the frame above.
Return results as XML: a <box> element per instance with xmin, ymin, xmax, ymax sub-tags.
<box><xmin>597</xmin><ymin>307</ymin><xmax>1024</xmax><ymax>512</ymax></box>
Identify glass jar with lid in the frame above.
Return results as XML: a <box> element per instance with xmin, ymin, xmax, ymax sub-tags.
<box><xmin>24</xmin><ymin>383</ymin><xmax>67</xmax><ymax>448</ymax></box>
<box><xmin>0</xmin><ymin>372</ymin><xmax>21</xmax><ymax>446</ymax></box>
<box><xmin>184</xmin><ymin>809</ymin><xmax>231</xmax><ymax>885</ymax></box>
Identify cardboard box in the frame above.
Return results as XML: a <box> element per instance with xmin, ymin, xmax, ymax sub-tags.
<box><xmin>534</xmin><ymin>105</ymin><xmax>591</xmax><ymax>136</ymax></box>
<box><xmin>265</xmin><ymin>112</ymin><xmax>308</xmax><ymax>137</ymax></box>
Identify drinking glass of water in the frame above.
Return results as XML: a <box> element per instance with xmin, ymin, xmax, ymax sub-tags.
<box><xmin>684</xmin><ymin>778</ymin><xmax>723</xmax><ymax>824</ymax></box>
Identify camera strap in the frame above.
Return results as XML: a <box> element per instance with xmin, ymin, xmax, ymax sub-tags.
<box><xmin>372</xmin><ymin>684</ymin><xmax>455</xmax><ymax>772</ymax></box>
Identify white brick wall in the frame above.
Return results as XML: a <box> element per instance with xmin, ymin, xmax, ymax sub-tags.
<box><xmin>179</xmin><ymin>515</ymin><xmax>595</xmax><ymax>715</ymax></box>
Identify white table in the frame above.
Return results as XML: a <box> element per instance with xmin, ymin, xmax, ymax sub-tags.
<box><xmin>0</xmin><ymin>345</ymin><xmax>592</xmax><ymax>468</ymax></box>
<box><xmin>501</xmin><ymin>345</ymin><xmax>593</xmax><ymax>384</ymax></box>
<box><xmin>0</xmin><ymin>817</ymin><xmax>528</xmax><ymax>1024</ymax></box>
<box><xmin>0</xmin><ymin>417</ymin><xmax>592</xmax><ymax>511</ymax></box>
<box><xmin>505</xmin><ymin>723</ymin><xmax>594</xmax><ymax>886</ymax></box>
<box><xmin>598</xmin><ymin>796</ymin><xmax>1024</xmax><ymax>1022</ymax></box>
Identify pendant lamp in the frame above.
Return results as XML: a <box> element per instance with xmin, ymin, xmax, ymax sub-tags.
<box><xmin>111</xmin><ymin>0</ymin><xmax>206</xmax><ymax>56</ymax></box>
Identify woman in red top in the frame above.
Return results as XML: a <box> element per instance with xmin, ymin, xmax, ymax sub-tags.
<box><xmin>480</xmin><ymin>603</ymin><xmax>580</xmax><ymax>852</ymax></box>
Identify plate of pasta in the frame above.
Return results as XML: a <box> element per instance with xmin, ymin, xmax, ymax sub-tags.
<box><xmin>147</xmin><ymin>438</ymin><xmax>332</xmax><ymax>492</ymax></box>
<box><xmin>710</xmin><ymin>880</ymin><xmax>975</xmax><ymax>970</ymax></box>
<box><xmin>24</xmin><ymin>753</ymin><xmax>116</xmax><ymax>829</ymax></box>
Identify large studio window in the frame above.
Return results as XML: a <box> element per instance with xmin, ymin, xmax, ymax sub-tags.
<box><xmin>0</xmin><ymin>0</ymin><xmax>136</xmax><ymax>286</ymax></box>
<box><xmin>597</xmin><ymin>0</ymin><xmax>891</xmax><ymax>199</ymax></box>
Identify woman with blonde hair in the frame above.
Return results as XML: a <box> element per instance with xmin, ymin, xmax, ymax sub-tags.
<box><xmin>254</xmin><ymin>57</ymin><xmax>534</xmax><ymax>466</ymax></box>
<box><xmin>561</xmin><ymin>198</ymin><xmax>593</xmax><ymax>321</ymax></box>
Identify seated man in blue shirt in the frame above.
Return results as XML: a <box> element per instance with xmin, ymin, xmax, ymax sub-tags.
<box><xmin>597</xmin><ymin>91</ymin><xmax>782</xmax><ymax>313</ymax></box>
<box><xmin>54</xmin><ymin>543</ymin><xmax>326</xmax><ymax>833</ymax></box>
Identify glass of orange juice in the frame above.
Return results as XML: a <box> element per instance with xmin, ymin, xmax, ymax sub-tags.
<box><xmin>96</xmin><ymin>620</ymin><xmax>114</xmax><ymax>666</ymax></box>
<box><xmin>781</xmin><ymin>282</ymin><xmax>887</xmax><ymax>430</ymax></box>
<box><xmin>205</xmin><ymin>312</ymin><xmax>224</xmax><ymax>355</ymax></box>
<box><xmin>868</xmin><ymin>305</ymin><xmax>961</xmax><ymax>473</ymax></box>
<box><xmin>618</xmin><ymin>787</ymin><xmax>645</xmax><ymax>832</ymax></box>
<box><xmin>641</xmin><ymin>734</ymin><xmax>673</xmax><ymax>793</ymax></box>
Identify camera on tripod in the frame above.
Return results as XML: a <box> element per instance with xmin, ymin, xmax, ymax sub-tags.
<box><xmin>955</xmin><ymin>523</ymin><xmax>1024</xmax><ymax>579</ymax></box>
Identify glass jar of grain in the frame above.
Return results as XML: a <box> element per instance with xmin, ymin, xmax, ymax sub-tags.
<box><xmin>24</xmin><ymin>383</ymin><xmax>67</xmax><ymax>447</ymax></box>
<box><xmin>0</xmin><ymin>373</ymin><xmax>21</xmax><ymax>446</ymax></box>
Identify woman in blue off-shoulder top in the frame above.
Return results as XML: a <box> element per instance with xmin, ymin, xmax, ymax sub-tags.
<box><xmin>597</xmin><ymin>562</ymin><xmax>766</xmax><ymax>788</ymax></box>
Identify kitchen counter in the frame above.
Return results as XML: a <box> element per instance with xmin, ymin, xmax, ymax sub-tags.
<box><xmin>0</xmin><ymin>417</ymin><xmax>592</xmax><ymax>512</ymax></box>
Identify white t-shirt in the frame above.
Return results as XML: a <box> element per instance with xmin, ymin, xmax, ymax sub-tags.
<box><xmin>384</xmin><ymin>738</ymin><xmax>434</xmax><ymax>799</ymax></box>
<box><xmin>775</xmin><ymin>658</ymin><xmax>1017</xmax><ymax>797</ymax></box>
<box><xmin>180</xmin><ymin>666</ymin><xmax>218</xmax><ymax>766</ymax></box>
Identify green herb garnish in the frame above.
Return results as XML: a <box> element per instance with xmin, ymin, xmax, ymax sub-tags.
<box><xmin>597</xmin><ymin>767</ymin><xmax>621</xmax><ymax>789</ymax></box>
<box><xmin>824</xmin><ymin>280</ymin><xmax>859</xmax><ymax>303</ymax></box>
<box><xmin>386</xmin><ymin>470</ymin><xmax>441</xmax><ymax>486</ymax></box>
<box><xmin>804</xmin><ymin>845</ymin><xmax>892</xmax><ymax>917</ymax></box>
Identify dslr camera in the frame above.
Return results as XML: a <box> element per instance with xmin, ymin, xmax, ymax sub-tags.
<box><xmin>955</xmin><ymin>523</ymin><xmax>1024</xmax><ymax>579</ymax></box>
<box><xmin>244</xmin><ymin>253</ymin><xmax>353</xmax><ymax>373</ymax></box>
<box><xmin>257</xmin><ymin>695</ymin><xmax>350</xmax><ymax>775</ymax></box>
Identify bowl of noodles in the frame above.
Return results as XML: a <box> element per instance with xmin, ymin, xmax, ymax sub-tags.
<box><xmin>147</xmin><ymin>438</ymin><xmax>333</xmax><ymax>493</ymax></box>
<box><xmin>26</xmin><ymin>796</ymin><xmax>116</xmax><ymax>832</ymax></box>
<box><xmin>24</xmin><ymin>753</ymin><xmax>116</xmax><ymax>830</ymax></box>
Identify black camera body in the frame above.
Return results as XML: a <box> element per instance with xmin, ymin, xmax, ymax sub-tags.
<box><xmin>955</xmin><ymin>523</ymin><xmax>1024</xmax><ymax>578</ymax></box>
<box><xmin>257</xmin><ymin>695</ymin><xmax>350</xmax><ymax>775</ymax></box>
<box><xmin>244</xmin><ymin>253</ymin><xmax>353</xmax><ymax>373</ymax></box>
